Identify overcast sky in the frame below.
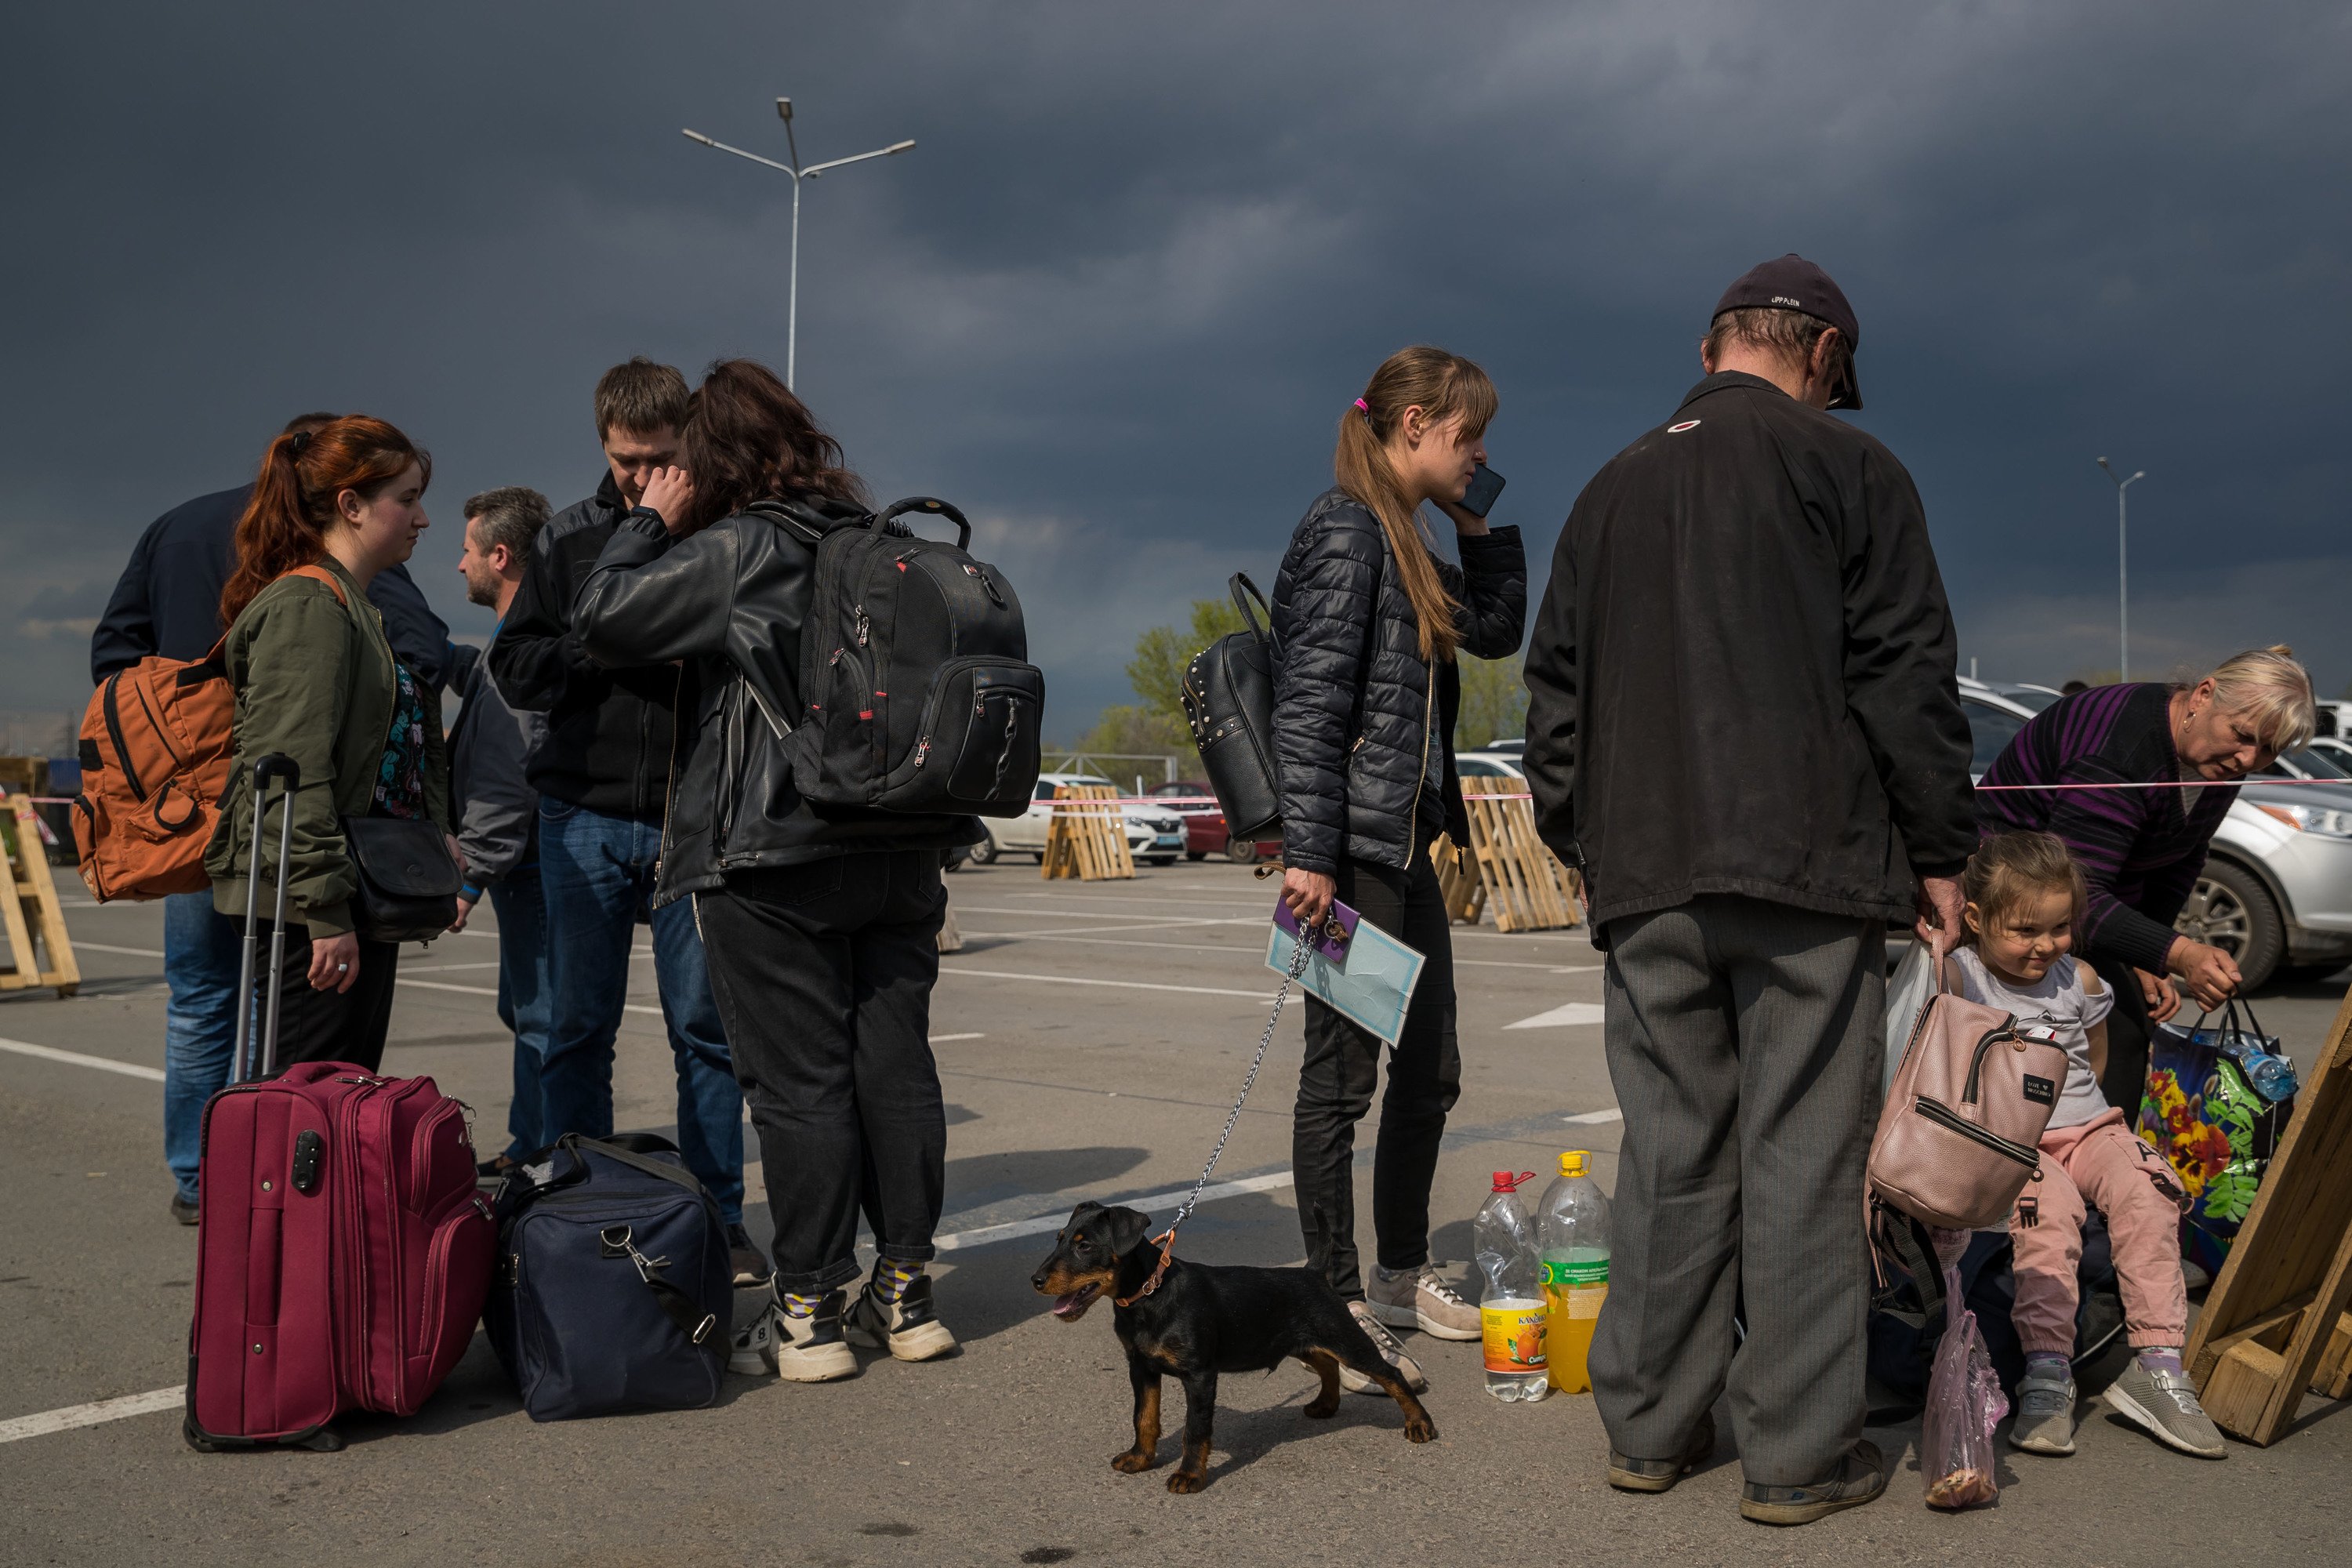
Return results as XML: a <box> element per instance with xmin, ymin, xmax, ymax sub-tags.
<box><xmin>6</xmin><ymin>1</ymin><xmax>2348</xmax><ymax>751</ymax></box>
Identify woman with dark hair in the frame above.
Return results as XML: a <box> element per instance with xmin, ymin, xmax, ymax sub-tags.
<box><xmin>1272</xmin><ymin>346</ymin><xmax>1527</xmax><ymax>1392</ymax></box>
<box><xmin>205</xmin><ymin>416</ymin><xmax>452</xmax><ymax>1071</ymax></box>
<box><xmin>571</xmin><ymin>358</ymin><xmax>981</xmax><ymax>1382</ymax></box>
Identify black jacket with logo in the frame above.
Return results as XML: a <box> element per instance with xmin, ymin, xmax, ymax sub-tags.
<box><xmin>569</xmin><ymin>498</ymin><xmax>981</xmax><ymax>906</ymax></box>
<box><xmin>488</xmin><ymin>473</ymin><xmax>679</xmax><ymax>818</ymax></box>
<box><xmin>1523</xmin><ymin>372</ymin><xmax>1976</xmax><ymax>937</ymax></box>
<box><xmin>1270</xmin><ymin>487</ymin><xmax>1526</xmax><ymax>876</ymax></box>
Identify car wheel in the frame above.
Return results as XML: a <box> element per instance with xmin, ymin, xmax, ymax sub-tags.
<box><xmin>2176</xmin><ymin>859</ymin><xmax>2285</xmax><ymax>992</ymax></box>
<box><xmin>1225</xmin><ymin>838</ymin><xmax>1260</xmax><ymax>866</ymax></box>
<box><xmin>1185</xmin><ymin>850</ymin><xmax>1207</xmax><ymax>862</ymax></box>
<box><xmin>965</xmin><ymin>834</ymin><xmax>998</xmax><ymax>866</ymax></box>
<box><xmin>1144</xmin><ymin>855</ymin><xmax>1177</xmax><ymax>866</ymax></box>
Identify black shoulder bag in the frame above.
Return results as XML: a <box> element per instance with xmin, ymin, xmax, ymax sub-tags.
<box><xmin>1181</xmin><ymin>573</ymin><xmax>1282</xmax><ymax>840</ymax></box>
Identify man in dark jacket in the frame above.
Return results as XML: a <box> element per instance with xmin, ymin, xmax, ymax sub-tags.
<box><xmin>485</xmin><ymin>359</ymin><xmax>760</xmax><ymax>1285</ymax></box>
<box><xmin>91</xmin><ymin>412</ymin><xmax>466</xmax><ymax>1225</ymax></box>
<box><xmin>448</xmin><ymin>487</ymin><xmax>554</xmax><ymax>1175</ymax></box>
<box><xmin>1523</xmin><ymin>256</ymin><xmax>1975</xmax><ymax>1525</ymax></box>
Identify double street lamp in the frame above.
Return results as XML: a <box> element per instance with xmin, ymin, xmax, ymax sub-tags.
<box><xmin>2097</xmin><ymin>457</ymin><xmax>2147</xmax><ymax>682</ymax></box>
<box><xmin>683</xmin><ymin>98</ymin><xmax>915</xmax><ymax>390</ymax></box>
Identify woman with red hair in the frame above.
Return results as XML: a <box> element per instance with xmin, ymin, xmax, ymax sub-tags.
<box><xmin>205</xmin><ymin>416</ymin><xmax>454</xmax><ymax>1071</ymax></box>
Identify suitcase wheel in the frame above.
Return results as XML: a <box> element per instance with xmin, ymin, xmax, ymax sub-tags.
<box><xmin>182</xmin><ymin>1415</ymin><xmax>220</xmax><ymax>1454</ymax></box>
<box><xmin>296</xmin><ymin>1426</ymin><xmax>344</xmax><ymax>1453</ymax></box>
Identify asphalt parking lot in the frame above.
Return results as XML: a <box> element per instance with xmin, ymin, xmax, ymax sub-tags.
<box><xmin>4</xmin><ymin>858</ymin><xmax>2347</xmax><ymax>1566</ymax></box>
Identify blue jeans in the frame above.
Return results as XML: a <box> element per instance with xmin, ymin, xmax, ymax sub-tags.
<box><xmin>536</xmin><ymin>799</ymin><xmax>744</xmax><ymax>1223</ymax></box>
<box><xmin>488</xmin><ymin>865</ymin><xmax>554</xmax><ymax>1160</ymax></box>
<box><xmin>163</xmin><ymin>890</ymin><xmax>242</xmax><ymax>1201</ymax></box>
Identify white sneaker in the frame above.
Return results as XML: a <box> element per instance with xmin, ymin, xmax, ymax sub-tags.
<box><xmin>771</xmin><ymin>1288</ymin><xmax>859</xmax><ymax>1382</ymax></box>
<box><xmin>1338</xmin><ymin>1300</ymin><xmax>1430</xmax><ymax>1395</ymax></box>
<box><xmin>728</xmin><ymin>1300</ymin><xmax>777</xmax><ymax>1376</ymax></box>
<box><xmin>844</xmin><ymin>1272</ymin><xmax>957</xmax><ymax>1363</ymax></box>
<box><xmin>1367</xmin><ymin>1261</ymin><xmax>1480</xmax><ymax>1341</ymax></box>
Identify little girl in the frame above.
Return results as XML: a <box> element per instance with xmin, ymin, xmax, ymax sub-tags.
<box><xmin>1945</xmin><ymin>830</ymin><xmax>2226</xmax><ymax>1461</ymax></box>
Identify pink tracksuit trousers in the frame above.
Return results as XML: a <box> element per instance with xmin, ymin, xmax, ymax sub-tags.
<box><xmin>2009</xmin><ymin>1108</ymin><xmax>2187</xmax><ymax>1355</ymax></box>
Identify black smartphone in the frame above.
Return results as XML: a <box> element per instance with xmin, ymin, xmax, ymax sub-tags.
<box><xmin>1456</xmin><ymin>462</ymin><xmax>1506</xmax><ymax>518</ymax></box>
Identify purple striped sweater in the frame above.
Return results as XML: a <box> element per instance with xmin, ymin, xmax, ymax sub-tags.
<box><xmin>1975</xmin><ymin>682</ymin><xmax>2232</xmax><ymax>973</ymax></box>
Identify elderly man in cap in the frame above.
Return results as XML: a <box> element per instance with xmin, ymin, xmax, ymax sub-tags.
<box><xmin>1523</xmin><ymin>256</ymin><xmax>1975</xmax><ymax>1525</ymax></box>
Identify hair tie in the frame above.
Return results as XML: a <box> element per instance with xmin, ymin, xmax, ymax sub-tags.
<box><xmin>1352</xmin><ymin>397</ymin><xmax>1370</xmax><ymax>415</ymax></box>
<box><xmin>287</xmin><ymin>430</ymin><xmax>314</xmax><ymax>456</ymax></box>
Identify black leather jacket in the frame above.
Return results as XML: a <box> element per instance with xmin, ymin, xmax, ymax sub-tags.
<box><xmin>1270</xmin><ymin>488</ymin><xmax>1526</xmax><ymax>874</ymax></box>
<box><xmin>569</xmin><ymin>498</ymin><xmax>982</xmax><ymax>906</ymax></box>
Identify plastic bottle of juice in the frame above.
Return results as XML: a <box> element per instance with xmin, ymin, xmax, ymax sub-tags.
<box><xmin>1537</xmin><ymin>1149</ymin><xmax>1611</xmax><ymax>1394</ymax></box>
<box><xmin>1473</xmin><ymin>1170</ymin><xmax>1549</xmax><ymax>1402</ymax></box>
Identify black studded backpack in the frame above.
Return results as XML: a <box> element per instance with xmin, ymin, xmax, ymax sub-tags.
<box><xmin>1180</xmin><ymin>573</ymin><xmax>1281</xmax><ymax>840</ymax></box>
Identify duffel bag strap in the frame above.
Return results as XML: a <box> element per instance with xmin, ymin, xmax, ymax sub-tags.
<box><xmin>599</xmin><ymin>1225</ymin><xmax>720</xmax><ymax>1346</ymax></box>
<box><xmin>552</xmin><ymin>1131</ymin><xmax>714</xmax><ymax>1203</ymax></box>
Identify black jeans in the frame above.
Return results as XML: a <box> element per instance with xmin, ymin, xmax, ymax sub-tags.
<box><xmin>2090</xmin><ymin>952</ymin><xmax>2158</xmax><ymax>1117</ymax></box>
<box><xmin>1293</xmin><ymin>848</ymin><xmax>1461</xmax><ymax>1300</ymax></box>
<box><xmin>695</xmin><ymin>851</ymin><xmax>948</xmax><ymax>1294</ymax></box>
<box><xmin>258</xmin><ymin>925</ymin><xmax>399</xmax><ymax>1076</ymax></box>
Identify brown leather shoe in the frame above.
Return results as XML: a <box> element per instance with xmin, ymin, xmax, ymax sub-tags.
<box><xmin>1607</xmin><ymin>1410</ymin><xmax>1717</xmax><ymax>1493</ymax></box>
<box><xmin>1739</xmin><ymin>1440</ymin><xmax>1888</xmax><ymax>1525</ymax></box>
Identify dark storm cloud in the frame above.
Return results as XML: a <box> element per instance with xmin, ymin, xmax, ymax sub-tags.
<box><xmin>5</xmin><ymin>0</ymin><xmax>2350</xmax><ymax>751</ymax></box>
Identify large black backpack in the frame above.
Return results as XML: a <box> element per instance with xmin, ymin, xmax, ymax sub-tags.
<box><xmin>1180</xmin><ymin>573</ymin><xmax>1281</xmax><ymax>839</ymax></box>
<box><xmin>793</xmin><ymin>496</ymin><xmax>1043</xmax><ymax>817</ymax></box>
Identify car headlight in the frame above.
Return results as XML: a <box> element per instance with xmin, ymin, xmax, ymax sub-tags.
<box><xmin>2256</xmin><ymin>803</ymin><xmax>2352</xmax><ymax>839</ymax></box>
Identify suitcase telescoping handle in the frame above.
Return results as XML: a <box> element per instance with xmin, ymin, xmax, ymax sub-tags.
<box><xmin>872</xmin><ymin>496</ymin><xmax>971</xmax><ymax>551</ymax></box>
<box><xmin>230</xmin><ymin>753</ymin><xmax>301</xmax><ymax>1086</ymax></box>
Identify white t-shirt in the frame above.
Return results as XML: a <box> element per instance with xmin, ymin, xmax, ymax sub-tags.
<box><xmin>1948</xmin><ymin>947</ymin><xmax>2117</xmax><ymax>1130</ymax></box>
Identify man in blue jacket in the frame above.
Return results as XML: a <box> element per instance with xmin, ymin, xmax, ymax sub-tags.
<box><xmin>91</xmin><ymin>412</ymin><xmax>467</xmax><ymax>1225</ymax></box>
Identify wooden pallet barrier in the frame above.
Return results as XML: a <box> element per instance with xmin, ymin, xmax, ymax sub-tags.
<box><xmin>1432</xmin><ymin>833</ymin><xmax>1484</xmax><ymax>925</ymax></box>
<box><xmin>1040</xmin><ymin>783</ymin><xmax>1134</xmax><ymax>881</ymax></box>
<box><xmin>2</xmin><ymin>793</ymin><xmax>79</xmax><ymax>999</ymax></box>
<box><xmin>1455</xmin><ymin>779</ymin><xmax>1581</xmax><ymax>933</ymax></box>
<box><xmin>2185</xmin><ymin>979</ymin><xmax>2352</xmax><ymax>1443</ymax></box>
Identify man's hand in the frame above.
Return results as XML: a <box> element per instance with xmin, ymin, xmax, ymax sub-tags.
<box><xmin>2135</xmin><ymin>966</ymin><xmax>2183</xmax><ymax>1024</ymax></box>
<box><xmin>1913</xmin><ymin>873</ymin><xmax>1965</xmax><ymax>954</ymax></box>
<box><xmin>638</xmin><ymin>466</ymin><xmax>696</xmax><ymax>535</ymax></box>
<box><xmin>450</xmin><ymin>894</ymin><xmax>477</xmax><ymax>935</ymax></box>
<box><xmin>309</xmin><ymin>932</ymin><xmax>361</xmax><ymax>994</ymax></box>
<box><xmin>1281</xmin><ymin>867</ymin><xmax>1337</xmax><ymax>930</ymax></box>
<box><xmin>2169</xmin><ymin>939</ymin><xmax>2241</xmax><ymax>1011</ymax></box>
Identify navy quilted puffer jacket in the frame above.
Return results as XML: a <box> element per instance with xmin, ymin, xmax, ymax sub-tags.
<box><xmin>1270</xmin><ymin>488</ymin><xmax>1526</xmax><ymax>874</ymax></box>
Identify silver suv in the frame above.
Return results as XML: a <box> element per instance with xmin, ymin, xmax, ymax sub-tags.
<box><xmin>1958</xmin><ymin>679</ymin><xmax>2352</xmax><ymax>989</ymax></box>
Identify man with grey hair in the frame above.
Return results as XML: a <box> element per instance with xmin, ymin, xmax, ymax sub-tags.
<box><xmin>451</xmin><ymin>485</ymin><xmax>554</xmax><ymax>1173</ymax></box>
<box><xmin>1523</xmin><ymin>256</ymin><xmax>1976</xmax><ymax>1526</ymax></box>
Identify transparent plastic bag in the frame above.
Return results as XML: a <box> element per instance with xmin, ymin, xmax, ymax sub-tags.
<box><xmin>1921</xmin><ymin>1265</ymin><xmax>2007</xmax><ymax>1509</ymax></box>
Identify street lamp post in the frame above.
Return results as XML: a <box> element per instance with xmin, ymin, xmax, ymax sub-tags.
<box><xmin>2098</xmin><ymin>456</ymin><xmax>2146</xmax><ymax>682</ymax></box>
<box><xmin>682</xmin><ymin>98</ymin><xmax>914</xmax><ymax>390</ymax></box>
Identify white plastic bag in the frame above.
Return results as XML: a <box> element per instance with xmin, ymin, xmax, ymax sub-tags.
<box><xmin>1883</xmin><ymin>940</ymin><xmax>1936</xmax><ymax>1094</ymax></box>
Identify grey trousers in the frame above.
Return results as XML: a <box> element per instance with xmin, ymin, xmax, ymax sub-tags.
<box><xmin>1592</xmin><ymin>894</ymin><xmax>1885</xmax><ymax>1487</ymax></box>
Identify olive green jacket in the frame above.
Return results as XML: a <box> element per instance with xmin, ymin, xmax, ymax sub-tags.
<box><xmin>205</xmin><ymin>558</ymin><xmax>451</xmax><ymax>937</ymax></box>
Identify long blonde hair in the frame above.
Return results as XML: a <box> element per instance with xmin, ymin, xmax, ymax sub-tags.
<box><xmin>1334</xmin><ymin>346</ymin><xmax>1497</xmax><ymax>661</ymax></box>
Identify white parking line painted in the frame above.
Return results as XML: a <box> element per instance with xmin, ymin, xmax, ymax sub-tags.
<box><xmin>0</xmin><ymin>1386</ymin><xmax>183</xmax><ymax>1445</ymax></box>
<box><xmin>930</xmin><ymin>1033</ymin><xmax>985</xmax><ymax>1043</ymax></box>
<box><xmin>1563</xmin><ymin>1108</ymin><xmax>1624</xmax><ymax>1125</ymax></box>
<box><xmin>67</xmin><ymin>942</ymin><xmax>165</xmax><ymax>958</ymax></box>
<box><xmin>1504</xmin><ymin>1002</ymin><xmax>1607</xmax><ymax>1029</ymax></box>
<box><xmin>938</xmin><ymin>967</ymin><xmax>1272</xmax><ymax>1000</ymax></box>
<box><xmin>394</xmin><ymin>978</ymin><xmax>666</xmax><ymax>1018</ymax></box>
<box><xmin>0</xmin><ymin>1037</ymin><xmax>167</xmax><ymax>1082</ymax></box>
<box><xmin>935</xmin><ymin>1171</ymin><xmax>1294</xmax><ymax>1251</ymax></box>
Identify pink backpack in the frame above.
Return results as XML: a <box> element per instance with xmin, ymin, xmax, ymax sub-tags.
<box><xmin>1868</xmin><ymin>959</ymin><xmax>2068</xmax><ymax>1230</ymax></box>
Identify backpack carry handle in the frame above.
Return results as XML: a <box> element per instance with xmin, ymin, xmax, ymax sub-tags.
<box><xmin>874</xmin><ymin>496</ymin><xmax>971</xmax><ymax>551</ymax></box>
<box><xmin>1229</xmin><ymin>573</ymin><xmax>1273</xmax><ymax>647</ymax></box>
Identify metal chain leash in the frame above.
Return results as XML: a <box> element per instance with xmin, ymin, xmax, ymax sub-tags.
<box><xmin>1164</xmin><ymin>920</ymin><xmax>1321</xmax><ymax>1237</ymax></box>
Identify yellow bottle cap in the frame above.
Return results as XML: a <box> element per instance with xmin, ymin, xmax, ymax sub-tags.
<box><xmin>1560</xmin><ymin>1150</ymin><xmax>1588</xmax><ymax>1177</ymax></box>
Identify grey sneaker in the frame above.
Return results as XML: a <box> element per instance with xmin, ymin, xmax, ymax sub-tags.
<box><xmin>1739</xmin><ymin>1440</ymin><xmax>1888</xmax><ymax>1526</ymax></box>
<box><xmin>728</xmin><ymin>1299</ymin><xmax>776</xmax><ymax>1376</ymax></box>
<box><xmin>1608</xmin><ymin>1410</ymin><xmax>1717</xmax><ymax>1493</ymax></box>
<box><xmin>2104</xmin><ymin>1361</ymin><xmax>2227</xmax><ymax>1458</ymax></box>
<box><xmin>1367</xmin><ymin>1261</ymin><xmax>1479</xmax><ymax>1341</ymax></box>
<box><xmin>1338</xmin><ymin>1300</ymin><xmax>1429</xmax><ymax>1395</ymax></box>
<box><xmin>2009</xmin><ymin>1365</ymin><xmax>2078</xmax><ymax>1455</ymax></box>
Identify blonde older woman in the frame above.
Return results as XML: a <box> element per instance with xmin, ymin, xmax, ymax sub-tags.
<box><xmin>1976</xmin><ymin>645</ymin><xmax>2317</xmax><ymax>1107</ymax></box>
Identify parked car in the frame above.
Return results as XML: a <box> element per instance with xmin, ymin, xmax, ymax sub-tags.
<box><xmin>1958</xmin><ymin>687</ymin><xmax>2352</xmax><ymax>989</ymax></box>
<box><xmin>968</xmin><ymin>772</ymin><xmax>1189</xmax><ymax>866</ymax></box>
<box><xmin>1147</xmin><ymin>780</ymin><xmax>1280</xmax><ymax>863</ymax></box>
<box><xmin>1455</xmin><ymin>750</ymin><xmax>1527</xmax><ymax>784</ymax></box>
<box><xmin>2306</xmin><ymin>735</ymin><xmax>2352</xmax><ymax>774</ymax></box>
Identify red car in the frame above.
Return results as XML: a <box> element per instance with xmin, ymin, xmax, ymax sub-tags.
<box><xmin>1149</xmin><ymin>780</ymin><xmax>1280</xmax><ymax>863</ymax></box>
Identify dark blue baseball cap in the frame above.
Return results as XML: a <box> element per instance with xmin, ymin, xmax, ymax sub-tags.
<box><xmin>1712</xmin><ymin>254</ymin><xmax>1863</xmax><ymax>408</ymax></box>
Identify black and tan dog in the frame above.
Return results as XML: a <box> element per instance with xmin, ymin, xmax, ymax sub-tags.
<box><xmin>1031</xmin><ymin>1201</ymin><xmax>1437</xmax><ymax>1493</ymax></box>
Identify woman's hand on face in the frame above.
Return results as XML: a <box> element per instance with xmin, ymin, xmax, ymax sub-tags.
<box><xmin>638</xmin><ymin>466</ymin><xmax>696</xmax><ymax>535</ymax></box>
<box><xmin>309</xmin><ymin>932</ymin><xmax>361</xmax><ymax>994</ymax></box>
<box><xmin>1281</xmin><ymin>867</ymin><xmax>1337</xmax><ymax>929</ymax></box>
<box><xmin>1434</xmin><ymin>498</ymin><xmax>1490</xmax><ymax>537</ymax></box>
<box><xmin>2135</xmin><ymin>965</ymin><xmax>2183</xmax><ymax>1024</ymax></box>
<box><xmin>2169</xmin><ymin>939</ymin><xmax>2241</xmax><ymax>1010</ymax></box>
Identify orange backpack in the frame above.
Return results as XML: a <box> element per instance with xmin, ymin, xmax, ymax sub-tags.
<box><xmin>72</xmin><ymin>565</ymin><xmax>346</xmax><ymax>901</ymax></box>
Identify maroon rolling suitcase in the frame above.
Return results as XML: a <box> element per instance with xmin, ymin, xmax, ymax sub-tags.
<box><xmin>184</xmin><ymin>754</ymin><xmax>496</xmax><ymax>1451</ymax></box>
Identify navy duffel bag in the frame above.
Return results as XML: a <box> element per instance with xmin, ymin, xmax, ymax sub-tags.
<box><xmin>487</xmin><ymin>1133</ymin><xmax>732</xmax><ymax>1421</ymax></box>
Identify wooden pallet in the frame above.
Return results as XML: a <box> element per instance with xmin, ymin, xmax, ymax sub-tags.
<box><xmin>1</xmin><ymin>793</ymin><xmax>79</xmax><ymax>998</ymax></box>
<box><xmin>1040</xmin><ymin>783</ymin><xmax>1135</xmax><ymax>881</ymax></box>
<box><xmin>1456</xmin><ymin>779</ymin><xmax>1581</xmax><ymax>932</ymax></box>
<box><xmin>1432</xmin><ymin>833</ymin><xmax>1484</xmax><ymax>924</ymax></box>
<box><xmin>2185</xmin><ymin>979</ymin><xmax>2352</xmax><ymax>1443</ymax></box>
